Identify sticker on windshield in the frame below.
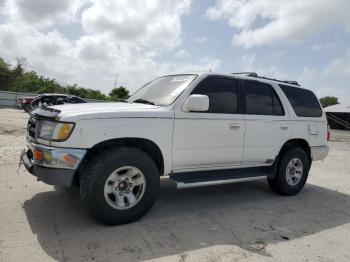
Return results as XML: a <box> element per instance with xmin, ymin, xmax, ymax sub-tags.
<box><xmin>171</xmin><ymin>76</ymin><xmax>193</xmax><ymax>82</ymax></box>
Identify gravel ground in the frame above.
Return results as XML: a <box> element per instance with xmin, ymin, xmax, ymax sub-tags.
<box><xmin>0</xmin><ymin>108</ymin><xmax>350</xmax><ymax>262</ymax></box>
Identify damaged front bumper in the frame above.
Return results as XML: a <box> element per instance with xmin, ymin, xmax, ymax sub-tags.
<box><xmin>21</xmin><ymin>139</ymin><xmax>87</xmax><ymax>186</ymax></box>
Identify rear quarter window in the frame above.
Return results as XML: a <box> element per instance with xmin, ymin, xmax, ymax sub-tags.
<box><xmin>279</xmin><ymin>84</ymin><xmax>322</xmax><ymax>117</ymax></box>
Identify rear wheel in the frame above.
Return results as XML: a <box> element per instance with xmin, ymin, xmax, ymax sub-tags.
<box><xmin>268</xmin><ymin>147</ymin><xmax>310</xmax><ymax>195</ymax></box>
<box><xmin>80</xmin><ymin>147</ymin><xmax>160</xmax><ymax>225</ymax></box>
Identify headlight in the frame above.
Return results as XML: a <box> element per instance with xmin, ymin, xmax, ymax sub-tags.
<box><xmin>38</xmin><ymin>121</ymin><xmax>56</xmax><ymax>140</ymax></box>
<box><xmin>37</xmin><ymin>121</ymin><xmax>74</xmax><ymax>141</ymax></box>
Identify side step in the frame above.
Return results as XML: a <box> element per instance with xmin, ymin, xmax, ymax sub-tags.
<box><xmin>169</xmin><ymin>167</ymin><xmax>268</xmax><ymax>189</ymax></box>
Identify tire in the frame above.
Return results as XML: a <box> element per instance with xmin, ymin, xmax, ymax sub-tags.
<box><xmin>22</xmin><ymin>104</ymin><xmax>32</xmax><ymax>113</ymax></box>
<box><xmin>80</xmin><ymin>147</ymin><xmax>160</xmax><ymax>225</ymax></box>
<box><xmin>268</xmin><ymin>147</ymin><xmax>310</xmax><ymax>196</ymax></box>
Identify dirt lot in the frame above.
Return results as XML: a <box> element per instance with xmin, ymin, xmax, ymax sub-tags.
<box><xmin>0</xmin><ymin>108</ymin><xmax>350</xmax><ymax>262</ymax></box>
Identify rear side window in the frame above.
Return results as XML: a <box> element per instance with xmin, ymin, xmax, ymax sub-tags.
<box><xmin>191</xmin><ymin>77</ymin><xmax>238</xmax><ymax>114</ymax></box>
<box><xmin>70</xmin><ymin>97</ymin><xmax>86</xmax><ymax>103</ymax></box>
<box><xmin>271</xmin><ymin>88</ymin><xmax>284</xmax><ymax>115</ymax></box>
<box><xmin>279</xmin><ymin>84</ymin><xmax>322</xmax><ymax>117</ymax></box>
<box><xmin>244</xmin><ymin>81</ymin><xmax>284</xmax><ymax>115</ymax></box>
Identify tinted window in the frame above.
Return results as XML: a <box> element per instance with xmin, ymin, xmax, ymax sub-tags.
<box><xmin>70</xmin><ymin>97</ymin><xmax>86</xmax><ymax>103</ymax></box>
<box><xmin>244</xmin><ymin>81</ymin><xmax>274</xmax><ymax>115</ymax></box>
<box><xmin>279</xmin><ymin>84</ymin><xmax>322</xmax><ymax>117</ymax></box>
<box><xmin>191</xmin><ymin>77</ymin><xmax>238</xmax><ymax>114</ymax></box>
<box><xmin>271</xmin><ymin>88</ymin><xmax>284</xmax><ymax>115</ymax></box>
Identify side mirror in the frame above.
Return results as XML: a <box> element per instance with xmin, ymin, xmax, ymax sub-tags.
<box><xmin>182</xmin><ymin>94</ymin><xmax>209</xmax><ymax>112</ymax></box>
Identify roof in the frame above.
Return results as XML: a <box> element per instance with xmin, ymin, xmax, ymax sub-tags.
<box><xmin>324</xmin><ymin>104</ymin><xmax>350</xmax><ymax>113</ymax></box>
<box><xmin>40</xmin><ymin>93</ymin><xmax>68</xmax><ymax>96</ymax></box>
<box><xmin>182</xmin><ymin>71</ymin><xmax>300</xmax><ymax>87</ymax></box>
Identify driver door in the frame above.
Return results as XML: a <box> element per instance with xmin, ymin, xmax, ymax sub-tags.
<box><xmin>172</xmin><ymin>76</ymin><xmax>245</xmax><ymax>171</ymax></box>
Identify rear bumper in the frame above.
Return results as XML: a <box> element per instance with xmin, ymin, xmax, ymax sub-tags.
<box><xmin>311</xmin><ymin>145</ymin><xmax>329</xmax><ymax>161</ymax></box>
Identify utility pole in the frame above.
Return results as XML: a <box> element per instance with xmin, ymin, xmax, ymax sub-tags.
<box><xmin>114</xmin><ymin>74</ymin><xmax>118</xmax><ymax>89</ymax></box>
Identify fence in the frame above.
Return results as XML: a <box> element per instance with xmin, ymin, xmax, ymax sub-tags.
<box><xmin>0</xmin><ymin>90</ymin><xmax>103</xmax><ymax>108</ymax></box>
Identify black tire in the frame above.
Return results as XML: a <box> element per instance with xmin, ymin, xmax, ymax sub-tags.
<box><xmin>268</xmin><ymin>147</ymin><xmax>310</xmax><ymax>196</ymax></box>
<box><xmin>80</xmin><ymin>147</ymin><xmax>160</xmax><ymax>225</ymax></box>
<box><xmin>23</xmin><ymin>104</ymin><xmax>32</xmax><ymax>113</ymax></box>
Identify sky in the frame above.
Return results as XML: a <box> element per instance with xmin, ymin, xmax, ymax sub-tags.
<box><xmin>0</xmin><ymin>0</ymin><xmax>349</xmax><ymax>103</ymax></box>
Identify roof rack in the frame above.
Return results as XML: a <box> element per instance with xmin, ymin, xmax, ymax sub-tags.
<box><xmin>232</xmin><ymin>72</ymin><xmax>258</xmax><ymax>76</ymax></box>
<box><xmin>231</xmin><ymin>72</ymin><xmax>300</xmax><ymax>86</ymax></box>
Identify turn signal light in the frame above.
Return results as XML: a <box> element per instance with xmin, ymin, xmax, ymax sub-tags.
<box><xmin>62</xmin><ymin>154</ymin><xmax>79</xmax><ymax>168</ymax></box>
<box><xmin>33</xmin><ymin>150</ymin><xmax>43</xmax><ymax>161</ymax></box>
<box><xmin>57</xmin><ymin>124</ymin><xmax>73</xmax><ymax>140</ymax></box>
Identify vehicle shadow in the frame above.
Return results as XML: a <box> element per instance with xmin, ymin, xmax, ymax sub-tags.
<box><xmin>23</xmin><ymin>178</ymin><xmax>350</xmax><ymax>261</ymax></box>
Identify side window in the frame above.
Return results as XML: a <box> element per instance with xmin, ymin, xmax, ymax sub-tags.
<box><xmin>271</xmin><ymin>88</ymin><xmax>284</xmax><ymax>115</ymax></box>
<box><xmin>70</xmin><ymin>97</ymin><xmax>85</xmax><ymax>103</ymax></box>
<box><xmin>191</xmin><ymin>77</ymin><xmax>238</xmax><ymax>114</ymax></box>
<box><xmin>244</xmin><ymin>81</ymin><xmax>275</xmax><ymax>115</ymax></box>
<box><xmin>279</xmin><ymin>84</ymin><xmax>322</xmax><ymax>117</ymax></box>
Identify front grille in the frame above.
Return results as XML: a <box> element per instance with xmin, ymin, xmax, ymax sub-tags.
<box><xmin>27</xmin><ymin>117</ymin><xmax>37</xmax><ymax>138</ymax></box>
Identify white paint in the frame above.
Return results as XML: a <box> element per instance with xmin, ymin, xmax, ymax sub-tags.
<box><xmin>34</xmin><ymin>72</ymin><xmax>329</xmax><ymax>175</ymax></box>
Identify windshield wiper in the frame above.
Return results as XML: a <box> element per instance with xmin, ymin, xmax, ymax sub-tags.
<box><xmin>132</xmin><ymin>99</ymin><xmax>157</xmax><ymax>105</ymax></box>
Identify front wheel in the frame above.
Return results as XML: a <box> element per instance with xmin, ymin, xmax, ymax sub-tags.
<box><xmin>268</xmin><ymin>147</ymin><xmax>310</xmax><ymax>195</ymax></box>
<box><xmin>80</xmin><ymin>147</ymin><xmax>160</xmax><ymax>225</ymax></box>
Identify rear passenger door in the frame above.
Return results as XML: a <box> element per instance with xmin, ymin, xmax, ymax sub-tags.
<box><xmin>242</xmin><ymin>80</ymin><xmax>291</xmax><ymax>165</ymax></box>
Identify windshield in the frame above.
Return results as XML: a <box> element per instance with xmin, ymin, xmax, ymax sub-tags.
<box><xmin>128</xmin><ymin>74</ymin><xmax>197</xmax><ymax>106</ymax></box>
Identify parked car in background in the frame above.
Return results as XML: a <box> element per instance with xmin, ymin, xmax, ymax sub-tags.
<box><xmin>27</xmin><ymin>94</ymin><xmax>87</xmax><ymax>112</ymax></box>
<box><xmin>16</xmin><ymin>96</ymin><xmax>36</xmax><ymax>111</ymax></box>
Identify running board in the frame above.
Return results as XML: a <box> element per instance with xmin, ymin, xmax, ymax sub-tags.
<box><xmin>169</xmin><ymin>167</ymin><xmax>269</xmax><ymax>189</ymax></box>
<box><xmin>176</xmin><ymin>176</ymin><xmax>266</xmax><ymax>189</ymax></box>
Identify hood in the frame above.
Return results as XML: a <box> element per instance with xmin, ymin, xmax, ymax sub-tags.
<box><xmin>31</xmin><ymin>102</ymin><xmax>170</xmax><ymax>121</ymax></box>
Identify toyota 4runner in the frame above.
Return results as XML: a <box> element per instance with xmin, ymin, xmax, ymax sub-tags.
<box><xmin>21</xmin><ymin>72</ymin><xmax>329</xmax><ymax>225</ymax></box>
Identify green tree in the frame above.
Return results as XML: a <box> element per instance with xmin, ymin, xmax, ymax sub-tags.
<box><xmin>0</xmin><ymin>57</ymin><xmax>13</xmax><ymax>90</ymax></box>
<box><xmin>0</xmin><ymin>56</ymin><xmax>130</xmax><ymax>101</ymax></box>
<box><xmin>320</xmin><ymin>96</ymin><xmax>339</xmax><ymax>108</ymax></box>
<box><xmin>64</xmin><ymin>85</ymin><xmax>108</xmax><ymax>100</ymax></box>
<box><xmin>109</xmin><ymin>86</ymin><xmax>129</xmax><ymax>101</ymax></box>
<box><xmin>13</xmin><ymin>57</ymin><xmax>26</xmax><ymax>77</ymax></box>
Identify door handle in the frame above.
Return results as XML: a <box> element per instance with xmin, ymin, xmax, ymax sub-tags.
<box><xmin>230</xmin><ymin>122</ymin><xmax>240</xmax><ymax>130</ymax></box>
<box><xmin>281</xmin><ymin>124</ymin><xmax>289</xmax><ymax>130</ymax></box>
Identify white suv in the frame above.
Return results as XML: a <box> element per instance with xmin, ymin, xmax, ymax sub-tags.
<box><xmin>21</xmin><ymin>72</ymin><xmax>329</xmax><ymax>225</ymax></box>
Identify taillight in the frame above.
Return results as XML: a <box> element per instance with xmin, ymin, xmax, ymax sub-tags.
<box><xmin>327</xmin><ymin>125</ymin><xmax>330</xmax><ymax>141</ymax></box>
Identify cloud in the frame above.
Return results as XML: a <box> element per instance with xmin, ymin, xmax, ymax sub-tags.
<box><xmin>239</xmin><ymin>53</ymin><xmax>256</xmax><ymax>69</ymax></box>
<box><xmin>175</xmin><ymin>49</ymin><xmax>190</xmax><ymax>58</ymax></box>
<box><xmin>0</xmin><ymin>22</ymin><xmax>73</xmax><ymax>59</ymax></box>
<box><xmin>2</xmin><ymin>0</ymin><xmax>83</xmax><ymax>28</ymax></box>
<box><xmin>238</xmin><ymin>52</ymin><xmax>284</xmax><ymax>79</ymax></box>
<box><xmin>0</xmin><ymin>0</ymin><xmax>224</xmax><ymax>94</ymax></box>
<box><xmin>81</xmin><ymin>0</ymin><xmax>192</xmax><ymax>50</ymax></box>
<box><xmin>195</xmin><ymin>37</ymin><xmax>207</xmax><ymax>43</ymax></box>
<box><xmin>323</xmin><ymin>52</ymin><xmax>350</xmax><ymax>77</ymax></box>
<box><xmin>288</xmin><ymin>63</ymin><xmax>350</xmax><ymax>104</ymax></box>
<box><xmin>311</xmin><ymin>43</ymin><xmax>336</xmax><ymax>51</ymax></box>
<box><xmin>206</xmin><ymin>0</ymin><xmax>350</xmax><ymax>48</ymax></box>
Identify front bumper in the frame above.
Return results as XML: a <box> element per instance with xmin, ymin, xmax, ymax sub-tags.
<box><xmin>21</xmin><ymin>140</ymin><xmax>87</xmax><ymax>186</ymax></box>
<box><xmin>311</xmin><ymin>145</ymin><xmax>329</xmax><ymax>161</ymax></box>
